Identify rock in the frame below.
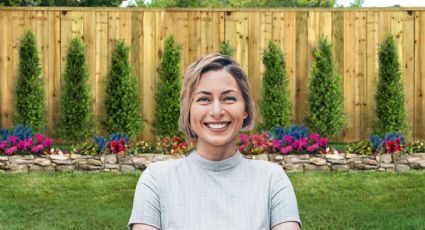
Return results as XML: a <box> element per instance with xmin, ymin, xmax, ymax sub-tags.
<box><xmin>283</xmin><ymin>164</ymin><xmax>303</xmax><ymax>172</ymax></box>
<box><xmin>70</xmin><ymin>154</ymin><xmax>81</xmax><ymax>159</ymax></box>
<box><xmin>326</xmin><ymin>154</ymin><xmax>347</xmax><ymax>164</ymax></box>
<box><xmin>5</xmin><ymin>164</ymin><xmax>28</xmax><ymax>173</ymax></box>
<box><xmin>362</xmin><ymin>158</ymin><xmax>378</xmax><ymax>166</ymax></box>
<box><xmin>283</xmin><ymin>155</ymin><xmax>309</xmax><ymax>164</ymax></box>
<box><xmin>105</xmin><ymin>164</ymin><xmax>120</xmax><ymax>170</ymax></box>
<box><xmin>309</xmin><ymin>157</ymin><xmax>327</xmax><ymax>166</ymax></box>
<box><xmin>120</xmin><ymin>164</ymin><xmax>135</xmax><ymax>172</ymax></box>
<box><xmin>29</xmin><ymin>165</ymin><xmax>55</xmax><ymax>172</ymax></box>
<box><xmin>9</xmin><ymin>155</ymin><xmax>34</xmax><ymax>165</ymax></box>
<box><xmin>410</xmin><ymin>160</ymin><xmax>425</xmax><ymax>169</ymax></box>
<box><xmin>104</xmin><ymin>155</ymin><xmax>117</xmax><ymax>164</ymax></box>
<box><xmin>52</xmin><ymin>159</ymin><xmax>72</xmax><ymax>165</ymax></box>
<box><xmin>377</xmin><ymin>167</ymin><xmax>386</xmax><ymax>172</ymax></box>
<box><xmin>252</xmin><ymin>154</ymin><xmax>269</xmax><ymax>161</ymax></box>
<box><xmin>79</xmin><ymin>164</ymin><xmax>103</xmax><ymax>171</ymax></box>
<box><xmin>354</xmin><ymin>163</ymin><xmax>378</xmax><ymax>170</ymax></box>
<box><xmin>407</xmin><ymin>153</ymin><xmax>425</xmax><ymax>164</ymax></box>
<box><xmin>56</xmin><ymin>165</ymin><xmax>75</xmax><ymax>172</ymax></box>
<box><xmin>380</xmin><ymin>163</ymin><xmax>395</xmax><ymax>169</ymax></box>
<box><xmin>395</xmin><ymin>164</ymin><xmax>410</xmax><ymax>172</ymax></box>
<box><xmin>393</xmin><ymin>154</ymin><xmax>408</xmax><ymax>164</ymax></box>
<box><xmin>117</xmin><ymin>155</ymin><xmax>133</xmax><ymax>164</ymax></box>
<box><xmin>87</xmin><ymin>159</ymin><xmax>103</xmax><ymax>166</ymax></box>
<box><xmin>132</xmin><ymin>158</ymin><xmax>149</xmax><ymax>170</ymax></box>
<box><xmin>268</xmin><ymin>154</ymin><xmax>284</xmax><ymax>162</ymax></box>
<box><xmin>304</xmin><ymin>164</ymin><xmax>329</xmax><ymax>171</ymax></box>
<box><xmin>50</xmin><ymin>155</ymin><xmax>69</xmax><ymax>161</ymax></box>
<box><xmin>34</xmin><ymin>158</ymin><xmax>51</xmax><ymax>166</ymax></box>
<box><xmin>379</xmin><ymin>154</ymin><xmax>393</xmax><ymax>164</ymax></box>
<box><xmin>345</xmin><ymin>153</ymin><xmax>356</xmax><ymax>159</ymax></box>
<box><xmin>0</xmin><ymin>156</ymin><xmax>8</xmax><ymax>161</ymax></box>
<box><xmin>331</xmin><ymin>164</ymin><xmax>350</xmax><ymax>171</ymax></box>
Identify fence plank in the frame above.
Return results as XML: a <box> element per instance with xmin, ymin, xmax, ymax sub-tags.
<box><xmin>415</xmin><ymin>12</ymin><xmax>425</xmax><ymax>140</ymax></box>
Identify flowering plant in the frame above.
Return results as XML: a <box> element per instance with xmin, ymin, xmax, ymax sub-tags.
<box><xmin>0</xmin><ymin>125</ymin><xmax>53</xmax><ymax>156</ymax></box>
<box><xmin>237</xmin><ymin>132</ymin><xmax>273</xmax><ymax>155</ymax></box>
<box><xmin>369</xmin><ymin>132</ymin><xmax>404</xmax><ymax>154</ymax></box>
<box><xmin>156</xmin><ymin>135</ymin><xmax>191</xmax><ymax>155</ymax></box>
<box><xmin>94</xmin><ymin>133</ymin><xmax>129</xmax><ymax>155</ymax></box>
<box><xmin>127</xmin><ymin>140</ymin><xmax>158</xmax><ymax>154</ymax></box>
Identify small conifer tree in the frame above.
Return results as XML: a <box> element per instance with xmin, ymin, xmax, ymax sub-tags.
<box><xmin>259</xmin><ymin>40</ymin><xmax>292</xmax><ymax>131</ymax></box>
<box><xmin>306</xmin><ymin>36</ymin><xmax>345</xmax><ymax>137</ymax></box>
<box><xmin>153</xmin><ymin>35</ymin><xmax>181</xmax><ymax>136</ymax></box>
<box><xmin>58</xmin><ymin>37</ymin><xmax>94</xmax><ymax>142</ymax></box>
<box><xmin>373</xmin><ymin>34</ymin><xmax>407</xmax><ymax>135</ymax></box>
<box><xmin>14</xmin><ymin>30</ymin><xmax>45</xmax><ymax>131</ymax></box>
<box><xmin>219</xmin><ymin>40</ymin><xmax>235</xmax><ymax>57</ymax></box>
<box><xmin>104</xmin><ymin>40</ymin><xmax>142</xmax><ymax>138</ymax></box>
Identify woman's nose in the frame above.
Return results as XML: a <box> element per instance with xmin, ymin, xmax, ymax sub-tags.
<box><xmin>210</xmin><ymin>101</ymin><xmax>224</xmax><ymax>117</ymax></box>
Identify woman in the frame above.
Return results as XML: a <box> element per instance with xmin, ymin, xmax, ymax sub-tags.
<box><xmin>128</xmin><ymin>54</ymin><xmax>301</xmax><ymax>230</ymax></box>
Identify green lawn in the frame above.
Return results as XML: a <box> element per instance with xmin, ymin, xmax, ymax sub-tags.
<box><xmin>1</xmin><ymin>171</ymin><xmax>424</xmax><ymax>230</ymax></box>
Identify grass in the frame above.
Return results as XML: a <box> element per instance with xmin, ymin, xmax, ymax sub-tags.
<box><xmin>1</xmin><ymin>171</ymin><xmax>424</xmax><ymax>230</ymax></box>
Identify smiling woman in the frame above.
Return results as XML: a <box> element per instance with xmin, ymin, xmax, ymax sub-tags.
<box><xmin>128</xmin><ymin>54</ymin><xmax>301</xmax><ymax>230</ymax></box>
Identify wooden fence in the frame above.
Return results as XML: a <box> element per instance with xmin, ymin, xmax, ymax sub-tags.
<box><xmin>0</xmin><ymin>8</ymin><xmax>424</xmax><ymax>142</ymax></box>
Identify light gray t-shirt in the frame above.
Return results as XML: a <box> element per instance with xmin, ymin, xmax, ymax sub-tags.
<box><xmin>128</xmin><ymin>151</ymin><xmax>301</xmax><ymax>230</ymax></box>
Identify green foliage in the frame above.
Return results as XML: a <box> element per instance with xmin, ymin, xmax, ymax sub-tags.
<box><xmin>218</xmin><ymin>41</ymin><xmax>235</xmax><ymax>57</ymax></box>
<box><xmin>349</xmin><ymin>0</ymin><xmax>363</xmax><ymax>7</ymax></box>
<box><xmin>306</xmin><ymin>36</ymin><xmax>345</xmax><ymax>137</ymax></box>
<box><xmin>58</xmin><ymin>37</ymin><xmax>94</xmax><ymax>142</ymax></box>
<box><xmin>147</xmin><ymin>0</ymin><xmax>335</xmax><ymax>7</ymax></box>
<box><xmin>14</xmin><ymin>30</ymin><xmax>45</xmax><ymax>132</ymax></box>
<box><xmin>347</xmin><ymin>141</ymin><xmax>374</xmax><ymax>155</ymax></box>
<box><xmin>71</xmin><ymin>142</ymin><xmax>98</xmax><ymax>156</ymax></box>
<box><xmin>153</xmin><ymin>35</ymin><xmax>181</xmax><ymax>137</ymax></box>
<box><xmin>373</xmin><ymin>34</ymin><xmax>407</xmax><ymax>136</ymax></box>
<box><xmin>259</xmin><ymin>40</ymin><xmax>292</xmax><ymax>131</ymax></box>
<box><xmin>0</xmin><ymin>0</ymin><xmax>41</xmax><ymax>6</ymax></box>
<box><xmin>104</xmin><ymin>40</ymin><xmax>142</xmax><ymax>139</ymax></box>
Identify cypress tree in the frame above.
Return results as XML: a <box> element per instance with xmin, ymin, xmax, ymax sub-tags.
<box><xmin>104</xmin><ymin>40</ymin><xmax>142</xmax><ymax>138</ymax></box>
<box><xmin>373</xmin><ymin>34</ymin><xmax>407</xmax><ymax>135</ymax></box>
<box><xmin>14</xmin><ymin>30</ymin><xmax>45</xmax><ymax>132</ymax></box>
<box><xmin>58</xmin><ymin>37</ymin><xmax>94</xmax><ymax>142</ymax></box>
<box><xmin>259</xmin><ymin>40</ymin><xmax>292</xmax><ymax>131</ymax></box>
<box><xmin>306</xmin><ymin>36</ymin><xmax>345</xmax><ymax>137</ymax></box>
<box><xmin>219</xmin><ymin>40</ymin><xmax>235</xmax><ymax>57</ymax></box>
<box><xmin>153</xmin><ymin>35</ymin><xmax>181</xmax><ymax>136</ymax></box>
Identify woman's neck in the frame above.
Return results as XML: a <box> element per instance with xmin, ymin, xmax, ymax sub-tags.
<box><xmin>195</xmin><ymin>142</ymin><xmax>237</xmax><ymax>161</ymax></box>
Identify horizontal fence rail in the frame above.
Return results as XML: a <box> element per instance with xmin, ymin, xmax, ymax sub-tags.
<box><xmin>0</xmin><ymin>8</ymin><xmax>424</xmax><ymax>142</ymax></box>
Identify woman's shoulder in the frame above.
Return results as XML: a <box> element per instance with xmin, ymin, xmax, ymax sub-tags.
<box><xmin>243</xmin><ymin>157</ymin><xmax>286</xmax><ymax>176</ymax></box>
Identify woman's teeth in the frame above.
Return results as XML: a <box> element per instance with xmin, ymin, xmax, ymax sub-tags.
<box><xmin>206</xmin><ymin>123</ymin><xmax>229</xmax><ymax>129</ymax></box>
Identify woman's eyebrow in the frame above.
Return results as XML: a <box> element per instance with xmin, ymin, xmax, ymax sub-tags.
<box><xmin>194</xmin><ymin>90</ymin><xmax>212</xmax><ymax>95</ymax></box>
<box><xmin>222</xmin><ymin>89</ymin><xmax>239</xmax><ymax>95</ymax></box>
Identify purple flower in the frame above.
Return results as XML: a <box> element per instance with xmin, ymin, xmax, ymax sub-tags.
<box><xmin>318</xmin><ymin>138</ymin><xmax>328</xmax><ymax>147</ymax></box>
<box><xmin>8</xmin><ymin>136</ymin><xmax>17</xmax><ymax>144</ymax></box>
<box><xmin>5</xmin><ymin>146</ymin><xmax>17</xmax><ymax>155</ymax></box>
<box><xmin>43</xmin><ymin>138</ymin><xmax>53</xmax><ymax>148</ymax></box>
<box><xmin>310</xmin><ymin>133</ymin><xmax>320</xmax><ymax>142</ymax></box>
<box><xmin>35</xmin><ymin>133</ymin><xmax>44</xmax><ymax>143</ymax></box>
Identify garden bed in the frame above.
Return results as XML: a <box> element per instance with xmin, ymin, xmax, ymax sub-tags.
<box><xmin>1</xmin><ymin>152</ymin><xmax>424</xmax><ymax>173</ymax></box>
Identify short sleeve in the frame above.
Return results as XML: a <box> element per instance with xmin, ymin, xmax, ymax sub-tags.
<box><xmin>270</xmin><ymin>166</ymin><xmax>301</xmax><ymax>228</ymax></box>
<box><xmin>128</xmin><ymin>166</ymin><xmax>161</xmax><ymax>230</ymax></box>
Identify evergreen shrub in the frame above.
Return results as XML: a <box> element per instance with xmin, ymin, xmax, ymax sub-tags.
<box><xmin>14</xmin><ymin>30</ymin><xmax>45</xmax><ymax>132</ymax></box>
<box><xmin>58</xmin><ymin>37</ymin><xmax>94</xmax><ymax>142</ymax></box>
<box><xmin>259</xmin><ymin>40</ymin><xmax>292</xmax><ymax>131</ymax></box>
<box><xmin>153</xmin><ymin>35</ymin><xmax>181</xmax><ymax>136</ymax></box>
<box><xmin>219</xmin><ymin>40</ymin><xmax>235</xmax><ymax>57</ymax></box>
<box><xmin>104</xmin><ymin>40</ymin><xmax>142</xmax><ymax>138</ymax></box>
<box><xmin>373</xmin><ymin>34</ymin><xmax>407</xmax><ymax>136</ymax></box>
<box><xmin>306</xmin><ymin>36</ymin><xmax>345</xmax><ymax>137</ymax></box>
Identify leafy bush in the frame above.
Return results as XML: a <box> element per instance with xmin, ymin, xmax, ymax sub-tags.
<box><xmin>127</xmin><ymin>140</ymin><xmax>158</xmax><ymax>154</ymax></box>
<box><xmin>14</xmin><ymin>30</ymin><xmax>45</xmax><ymax>132</ymax></box>
<box><xmin>58</xmin><ymin>37</ymin><xmax>94</xmax><ymax>142</ymax></box>
<box><xmin>348</xmin><ymin>131</ymin><xmax>405</xmax><ymax>155</ymax></box>
<box><xmin>373</xmin><ymin>34</ymin><xmax>407</xmax><ymax>136</ymax></box>
<box><xmin>219</xmin><ymin>40</ymin><xmax>235</xmax><ymax>57</ymax></box>
<box><xmin>404</xmin><ymin>141</ymin><xmax>425</xmax><ymax>154</ymax></box>
<box><xmin>306</xmin><ymin>36</ymin><xmax>345</xmax><ymax>137</ymax></box>
<box><xmin>259</xmin><ymin>40</ymin><xmax>292</xmax><ymax>131</ymax></box>
<box><xmin>71</xmin><ymin>142</ymin><xmax>98</xmax><ymax>156</ymax></box>
<box><xmin>0</xmin><ymin>125</ymin><xmax>53</xmax><ymax>155</ymax></box>
<box><xmin>104</xmin><ymin>40</ymin><xmax>142</xmax><ymax>138</ymax></box>
<box><xmin>153</xmin><ymin>35</ymin><xmax>181</xmax><ymax>136</ymax></box>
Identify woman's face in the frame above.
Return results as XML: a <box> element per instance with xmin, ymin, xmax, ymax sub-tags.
<box><xmin>190</xmin><ymin>69</ymin><xmax>247</xmax><ymax>151</ymax></box>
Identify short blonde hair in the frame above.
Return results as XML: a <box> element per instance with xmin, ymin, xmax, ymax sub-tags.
<box><xmin>179</xmin><ymin>54</ymin><xmax>255</xmax><ymax>142</ymax></box>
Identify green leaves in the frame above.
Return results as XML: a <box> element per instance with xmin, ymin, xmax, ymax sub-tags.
<box><xmin>306</xmin><ymin>36</ymin><xmax>345</xmax><ymax>137</ymax></box>
<box><xmin>104</xmin><ymin>40</ymin><xmax>142</xmax><ymax>138</ymax></box>
<box><xmin>373</xmin><ymin>34</ymin><xmax>407</xmax><ymax>136</ymax></box>
<box><xmin>153</xmin><ymin>35</ymin><xmax>181</xmax><ymax>137</ymax></box>
<box><xmin>14</xmin><ymin>30</ymin><xmax>46</xmax><ymax>132</ymax></box>
<box><xmin>58</xmin><ymin>37</ymin><xmax>94</xmax><ymax>142</ymax></box>
<box><xmin>258</xmin><ymin>40</ymin><xmax>292</xmax><ymax>131</ymax></box>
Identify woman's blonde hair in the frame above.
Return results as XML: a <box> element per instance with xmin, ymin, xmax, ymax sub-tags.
<box><xmin>179</xmin><ymin>54</ymin><xmax>255</xmax><ymax>142</ymax></box>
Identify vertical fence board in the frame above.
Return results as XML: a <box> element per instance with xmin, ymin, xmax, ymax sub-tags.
<box><xmin>402</xmin><ymin>11</ymin><xmax>415</xmax><ymax>138</ymax></box>
<box><xmin>366</xmin><ymin>11</ymin><xmax>379</xmax><ymax>136</ymax></box>
<box><xmin>356</xmin><ymin>12</ymin><xmax>367</xmax><ymax>140</ymax></box>
<box><xmin>415</xmin><ymin>12</ymin><xmax>425</xmax><ymax>140</ymax></box>
<box><xmin>295</xmin><ymin>11</ymin><xmax>308</xmax><ymax>124</ymax></box>
<box><xmin>248</xmin><ymin>11</ymin><xmax>261</xmax><ymax>123</ymax></box>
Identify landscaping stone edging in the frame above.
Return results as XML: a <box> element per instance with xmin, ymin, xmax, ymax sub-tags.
<box><xmin>0</xmin><ymin>153</ymin><xmax>425</xmax><ymax>173</ymax></box>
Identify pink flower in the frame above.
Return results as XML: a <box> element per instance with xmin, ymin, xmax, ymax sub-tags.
<box><xmin>238</xmin><ymin>145</ymin><xmax>245</xmax><ymax>153</ymax></box>
<box><xmin>281</xmin><ymin>146</ymin><xmax>293</xmax><ymax>154</ymax></box>
<box><xmin>31</xmin><ymin>144</ymin><xmax>44</xmax><ymax>153</ymax></box>
<box><xmin>5</xmin><ymin>146</ymin><xmax>18</xmax><ymax>155</ymax></box>
<box><xmin>310</xmin><ymin>133</ymin><xmax>320</xmax><ymax>142</ymax></box>
<box><xmin>318</xmin><ymin>138</ymin><xmax>328</xmax><ymax>147</ymax></box>
<box><xmin>35</xmin><ymin>133</ymin><xmax>44</xmax><ymax>143</ymax></box>
<box><xmin>8</xmin><ymin>136</ymin><xmax>17</xmax><ymax>144</ymax></box>
<box><xmin>0</xmin><ymin>141</ymin><xmax>7</xmax><ymax>149</ymax></box>
<box><xmin>43</xmin><ymin>138</ymin><xmax>53</xmax><ymax>148</ymax></box>
<box><xmin>240</xmin><ymin>134</ymin><xmax>248</xmax><ymax>143</ymax></box>
<box><xmin>307</xmin><ymin>144</ymin><xmax>319</xmax><ymax>153</ymax></box>
<box><xmin>284</xmin><ymin>135</ymin><xmax>293</xmax><ymax>144</ymax></box>
<box><xmin>252</xmin><ymin>134</ymin><xmax>259</xmax><ymax>142</ymax></box>
<box><xmin>292</xmin><ymin>140</ymin><xmax>300</xmax><ymax>150</ymax></box>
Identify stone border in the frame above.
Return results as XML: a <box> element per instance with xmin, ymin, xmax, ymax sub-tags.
<box><xmin>1</xmin><ymin>153</ymin><xmax>424</xmax><ymax>173</ymax></box>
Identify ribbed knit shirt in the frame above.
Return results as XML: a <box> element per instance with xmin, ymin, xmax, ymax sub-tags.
<box><xmin>128</xmin><ymin>151</ymin><xmax>301</xmax><ymax>230</ymax></box>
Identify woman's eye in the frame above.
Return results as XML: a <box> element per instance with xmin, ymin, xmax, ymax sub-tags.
<box><xmin>196</xmin><ymin>97</ymin><xmax>210</xmax><ymax>102</ymax></box>
<box><xmin>223</xmin><ymin>96</ymin><xmax>237</xmax><ymax>102</ymax></box>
